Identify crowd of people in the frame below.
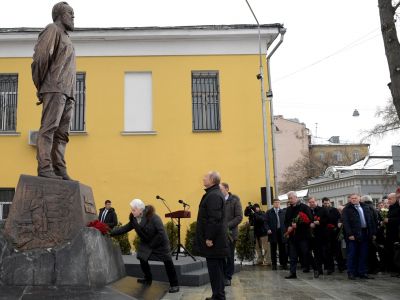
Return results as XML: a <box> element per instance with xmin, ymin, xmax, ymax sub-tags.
<box><xmin>244</xmin><ymin>190</ymin><xmax>400</xmax><ymax>281</ymax></box>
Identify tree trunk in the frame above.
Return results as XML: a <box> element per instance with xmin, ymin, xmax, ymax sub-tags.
<box><xmin>378</xmin><ymin>0</ymin><xmax>400</xmax><ymax>119</ymax></box>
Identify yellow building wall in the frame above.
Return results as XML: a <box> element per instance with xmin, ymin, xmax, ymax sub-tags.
<box><xmin>0</xmin><ymin>54</ymin><xmax>275</xmax><ymax>239</ymax></box>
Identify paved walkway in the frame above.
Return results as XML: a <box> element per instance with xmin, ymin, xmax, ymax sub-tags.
<box><xmin>162</xmin><ymin>265</ymin><xmax>400</xmax><ymax>300</ymax></box>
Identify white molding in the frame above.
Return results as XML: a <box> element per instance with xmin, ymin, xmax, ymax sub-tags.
<box><xmin>0</xmin><ymin>27</ymin><xmax>280</xmax><ymax>57</ymax></box>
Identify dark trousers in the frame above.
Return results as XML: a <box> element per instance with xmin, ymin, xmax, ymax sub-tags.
<box><xmin>384</xmin><ymin>240</ymin><xmax>400</xmax><ymax>273</ymax></box>
<box><xmin>309</xmin><ymin>237</ymin><xmax>324</xmax><ymax>272</ymax></box>
<box><xmin>206</xmin><ymin>258</ymin><xmax>225</xmax><ymax>300</ymax></box>
<box><xmin>324</xmin><ymin>233</ymin><xmax>345</xmax><ymax>271</ymax></box>
<box><xmin>139</xmin><ymin>258</ymin><xmax>179</xmax><ymax>287</ymax></box>
<box><xmin>223</xmin><ymin>240</ymin><xmax>235</xmax><ymax>280</ymax></box>
<box><xmin>346</xmin><ymin>230</ymin><xmax>369</xmax><ymax>276</ymax></box>
<box><xmin>288</xmin><ymin>238</ymin><xmax>309</xmax><ymax>274</ymax></box>
<box><xmin>270</xmin><ymin>232</ymin><xmax>287</xmax><ymax>266</ymax></box>
<box><xmin>37</xmin><ymin>93</ymin><xmax>74</xmax><ymax>173</ymax></box>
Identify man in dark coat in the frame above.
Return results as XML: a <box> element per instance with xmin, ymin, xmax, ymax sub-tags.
<box><xmin>31</xmin><ymin>2</ymin><xmax>76</xmax><ymax>180</ymax></box>
<box><xmin>252</xmin><ymin>203</ymin><xmax>271</xmax><ymax>265</ymax></box>
<box><xmin>322</xmin><ymin>197</ymin><xmax>345</xmax><ymax>273</ymax></box>
<box><xmin>383</xmin><ymin>193</ymin><xmax>400</xmax><ymax>276</ymax></box>
<box><xmin>220</xmin><ymin>182</ymin><xmax>243</xmax><ymax>286</ymax></box>
<box><xmin>98</xmin><ymin>200</ymin><xmax>118</xmax><ymax>229</ymax></box>
<box><xmin>110</xmin><ymin>199</ymin><xmax>179</xmax><ymax>293</ymax></box>
<box><xmin>195</xmin><ymin>171</ymin><xmax>228</xmax><ymax>300</ymax></box>
<box><xmin>342</xmin><ymin>193</ymin><xmax>377</xmax><ymax>280</ymax></box>
<box><xmin>266</xmin><ymin>199</ymin><xmax>287</xmax><ymax>270</ymax></box>
<box><xmin>308</xmin><ymin>197</ymin><xmax>329</xmax><ymax>278</ymax></box>
<box><xmin>284</xmin><ymin>191</ymin><xmax>313</xmax><ymax>279</ymax></box>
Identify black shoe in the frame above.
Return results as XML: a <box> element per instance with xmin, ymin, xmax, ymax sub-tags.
<box><xmin>168</xmin><ymin>286</ymin><xmax>180</xmax><ymax>293</ymax></box>
<box><xmin>348</xmin><ymin>274</ymin><xmax>356</xmax><ymax>280</ymax></box>
<box><xmin>303</xmin><ymin>269</ymin><xmax>310</xmax><ymax>273</ymax></box>
<box><xmin>272</xmin><ymin>265</ymin><xmax>277</xmax><ymax>270</ymax></box>
<box><xmin>137</xmin><ymin>278</ymin><xmax>152</xmax><ymax>285</ymax></box>
<box><xmin>359</xmin><ymin>275</ymin><xmax>374</xmax><ymax>279</ymax></box>
<box><xmin>205</xmin><ymin>298</ymin><xmax>213</xmax><ymax>300</ymax></box>
<box><xmin>314</xmin><ymin>270</ymin><xmax>320</xmax><ymax>278</ymax></box>
<box><xmin>327</xmin><ymin>270</ymin><xmax>333</xmax><ymax>275</ymax></box>
<box><xmin>285</xmin><ymin>273</ymin><xmax>297</xmax><ymax>279</ymax></box>
<box><xmin>38</xmin><ymin>170</ymin><xmax>62</xmax><ymax>180</ymax></box>
<box><xmin>280</xmin><ymin>264</ymin><xmax>288</xmax><ymax>270</ymax></box>
<box><xmin>224</xmin><ymin>278</ymin><xmax>231</xmax><ymax>286</ymax></box>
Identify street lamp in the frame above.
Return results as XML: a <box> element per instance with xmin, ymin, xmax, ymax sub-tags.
<box><xmin>245</xmin><ymin>0</ymin><xmax>285</xmax><ymax>207</ymax></box>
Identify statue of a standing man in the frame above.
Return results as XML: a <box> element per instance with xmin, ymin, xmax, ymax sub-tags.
<box><xmin>31</xmin><ymin>2</ymin><xmax>76</xmax><ymax>180</ymax></box>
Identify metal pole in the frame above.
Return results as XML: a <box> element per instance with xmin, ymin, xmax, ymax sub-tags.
<box><xmin>245</xmin><ymin>0</ymin><xmax>272</xmax><ymax>207</ymax></box>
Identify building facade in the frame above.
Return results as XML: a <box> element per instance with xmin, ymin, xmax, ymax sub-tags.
<box><xmin>0</xmin><ymin>25</ymin><xmax>284</xmax><ymax>231</ymax></box>
<box><xmin>273</xmin><ymin>115</ymin><xmax>310</xmax><ymax>191</ymax></box>
<box><xmin>306</xmin><ymin>156</ymin><xmax>396</xmax><ymax>207</ymax></box>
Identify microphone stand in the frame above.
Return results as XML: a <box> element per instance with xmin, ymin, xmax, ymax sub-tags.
<box><xmin>158</xmin><ymin>197</ymin><xmax>177</xmax><ymax>225</ymax></box>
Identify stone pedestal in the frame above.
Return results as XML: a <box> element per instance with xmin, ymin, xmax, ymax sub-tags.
<box><xmin>0</xmin><ymin>175</ymin><xmax>125</xmax><ymax>286</ymax></box>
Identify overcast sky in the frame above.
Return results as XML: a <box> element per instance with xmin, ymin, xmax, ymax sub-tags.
<box><xmin>1</xmin><ymin>0</ymin><xmax>397</xmax><ymax>155</ymax></box>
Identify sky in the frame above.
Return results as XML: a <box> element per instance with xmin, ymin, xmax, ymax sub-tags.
<box><xmin>1</xmin><ymin>0</ymin><xmax>397</xmax><ymax>155</ymax></box>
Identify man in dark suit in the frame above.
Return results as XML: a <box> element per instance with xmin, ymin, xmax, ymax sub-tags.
<box><xmin>284</xmin><ymin>191</ymin><xmax>313</xmax><ymax>279</ymax></box>
<box><xmin>98</xmin><ymin>200</ymin><xmax>118</xmax><ymax>229</ymax></box>
<box><xmin>342</xmin><ymin>193</ymin><xmax>376</xmax><ymax>280</ymax></box>
<box><xmin>266</xmin><ymin>199</ymin><xmax>287</xmax><ymax>270</ymax></box>
<box><xmin>220</xmin><ymin>182</ymin><xmax>243</xmax><ymax>286</ymax></box>
<box><xmin>383</xmin><ymin>192</ymin><xmax>400</xmax><ymax>276</ymax></box>
<box><xmin>195</xmin><ymin>171</ymin><xmax>228</xmax><ymax>300</ymax></box>
<box><xmin>322</xmin><ymin>197</ymin><xmax>345</xmax><ymax>274</ymax></box>
<box><xmin>308</xmin><ymin>197</ymin><xmax>328</xmax><ymax>278</ymax></box>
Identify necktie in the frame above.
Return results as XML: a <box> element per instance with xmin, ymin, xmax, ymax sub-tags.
<box><xmin>355</xmin><ymin>205</ymin><xmax>367</xmax><ymax>228</ymax></box>
<box><xmin>275</xmin><ymin>208</ymin><xmax>280</xmax><ymax>228</ymax></box>
<box><xmin>101</xmin><ymin>209</ymin><xmax>108</xmax><ymax>222</ymax></box>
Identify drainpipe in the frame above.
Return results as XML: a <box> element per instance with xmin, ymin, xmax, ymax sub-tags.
<box><xmin>266</xmin><ymin>29</ymin><xmax>286</xmax><ymax>200</ymax></box>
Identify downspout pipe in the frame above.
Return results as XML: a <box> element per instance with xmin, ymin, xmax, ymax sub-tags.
<box><xmin>266</xmin><ymin>28</ymin><xmax>286</xmax><ymax>200</ymax></box>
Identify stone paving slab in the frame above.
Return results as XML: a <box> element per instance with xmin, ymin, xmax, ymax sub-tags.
<box><xmin>162</xmin><ymin>265</ymin><xmax>400</xmax><ymax>300</ymax></box>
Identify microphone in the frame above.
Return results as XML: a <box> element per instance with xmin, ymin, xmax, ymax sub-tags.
<box><xmin>179</xmin><ymin>199</ymin><xmax>190</xmax><ymax>207</ymax></box>
<box><xmin>156</xmin><ymin>195</ymin><xmax>165</xmax><ymax>201</ymax></box>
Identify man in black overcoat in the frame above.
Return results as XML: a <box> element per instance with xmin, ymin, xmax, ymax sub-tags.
<box><xmin>383</xmin><ymin>193</ymin><xmax>400</xmax><ymax>276</ymax></box>
<box><xmin>284</xmin><ymin>191</ymin><xmax>313</xmax><ymax>279</ymax></box>
<box><xmin>195</xmin><ymin>171</ymin><xmax>229</xmax><ymax>300</ymax></box>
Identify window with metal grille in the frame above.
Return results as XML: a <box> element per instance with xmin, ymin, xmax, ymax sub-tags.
<box><xmin>0</xmin><ymin>188</ymin><xmax>14</xmax><ymax>220</ymax></box>
<box><xmin>70</xmin><ymin>73</ymin><xmax>86</xmax><ymax>132</ymax></box>
<box><xmin>0</xmin><ymin>74</ymin><xmax>18</xmax><ymax>132</ymax></box>
<box><xmin>192</xmin><ymin>71</ymin><xmax>221</xmax><ymax>131</ymax></box>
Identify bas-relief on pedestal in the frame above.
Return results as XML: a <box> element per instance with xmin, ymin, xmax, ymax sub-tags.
<box><xmin>0</xmin><ymin>175</ymin><xmax>125</xmax><ymax>286</ymax></box>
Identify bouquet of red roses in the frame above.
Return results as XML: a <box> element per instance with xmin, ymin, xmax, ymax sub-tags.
<box><xmin>284</xmin><ymin>211</ymin><xmax>311</xmax><ymax>238</ymax></box>
<box><xmin>87</xmin><ymin>220</ymin><xmax>111</xmax><ymax>235</ymax></box>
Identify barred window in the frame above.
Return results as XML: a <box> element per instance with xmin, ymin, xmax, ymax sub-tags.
<box><xmin>0</xmin><ymin>188</ymin><xmax>14</xmax><ymax>220</ymax></box>
<box><xmin>0</xmin><ymin>74</ymin><xmax>18</xmax><ymax>132</ymax></box>
<box><xmin>70</xmin><ymin>73</ymin><xmax>86</xmax><ymax>132</ymax></box>
<box><xmin>192</xmin><ymin>71</ymin><xmax>221</xmax><ymax>131</ymax></box>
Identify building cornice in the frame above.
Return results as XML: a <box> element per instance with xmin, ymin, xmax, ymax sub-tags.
<box><xmin>0</xmin><ymin>24</ymin><xmax>284</xmax><ymax>58</ymax></box>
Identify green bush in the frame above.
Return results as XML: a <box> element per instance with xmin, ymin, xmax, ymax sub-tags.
<box><xmin>111</xmin><ymin>223</ymin><xmax>132</xmax><ymax>255</ymax></box>
<box><xmin>236</xmin><ymin>222</ymin><xmax>255</xmax><ymax>262</ymax></box>
<box><xmin>164</xmin><ymin>220</ymin><xmax>178</xmax><ymax>250</ymax></box>
<box><xmin>184</xmin><ymin>221</ymin><xmax>200</xmax><ymax>256</ymax></box>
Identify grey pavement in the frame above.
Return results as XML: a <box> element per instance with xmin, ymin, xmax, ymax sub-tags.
<box><xmin>162</xmin><ymin>265</ymin><xmax>400</xmax><ymax>300</ymax></box>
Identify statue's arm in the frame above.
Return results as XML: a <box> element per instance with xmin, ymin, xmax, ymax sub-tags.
<box><xmin>31</xmin><ymin>25</ymin><xmax>60</xmax><ymax>96</ymax></box>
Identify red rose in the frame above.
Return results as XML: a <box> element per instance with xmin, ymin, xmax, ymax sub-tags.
<box><xmin>87</xmin><ymin>220</ymin><xmax>110</xmax><ymax>235</ymax></box>
<box><xmin>327</xmin><ymin>224</ymin><xmax>335</xmax><ymax>230</ymax></box>
<box><xmin>298</xmin><ymin>212</ymin><xmax>311</xmax><ymax>224</ymax></box>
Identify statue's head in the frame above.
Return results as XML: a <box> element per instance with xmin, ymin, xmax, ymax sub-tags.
<box><xmin>52</xmin><ymin>2</ymin><xmax>74</xmax><ymax>31</ymax></box>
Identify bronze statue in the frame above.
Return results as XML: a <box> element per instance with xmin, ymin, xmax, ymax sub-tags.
<box><xmin>31</xmin><ymin>2</ymin><xmax>76</xmax><ymax>180</ymax></box>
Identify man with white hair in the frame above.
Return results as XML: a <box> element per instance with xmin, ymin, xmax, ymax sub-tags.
<box><xmin>284</xmin><ymin>191</ymin><xmax>313</xmax><ymax>279</ymax></box>
<box><xmin>195</xmin><ymin>171</ymin><xmax>228</xmax><ymax>300</ymax></box>
<box><xmin>110</xmin><ymin>198</ymin><xmax>180</xmax><ymax>293</ymax></box>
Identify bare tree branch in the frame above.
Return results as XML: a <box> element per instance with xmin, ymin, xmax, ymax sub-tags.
<box><xmin>394</xmin><ymin>1</ymin><xmax>400</xmax><ymax>12</ymax></box>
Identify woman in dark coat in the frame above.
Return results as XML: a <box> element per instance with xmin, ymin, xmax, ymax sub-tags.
<box><xmin>110</xmin><ymin>198</ymin><xmax>179</xmax><ymax>293</ymax></box>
